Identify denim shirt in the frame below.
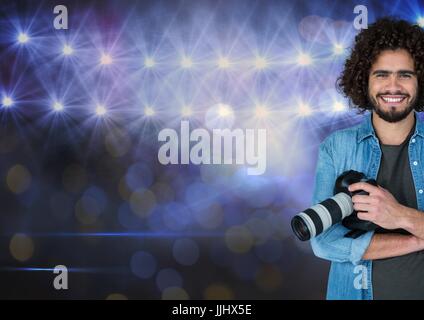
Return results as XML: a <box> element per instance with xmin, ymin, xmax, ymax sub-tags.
<box><xmin>310</xmin><ymin>111</ymin><xmax>424</xmax><ymax>300</ymax></box>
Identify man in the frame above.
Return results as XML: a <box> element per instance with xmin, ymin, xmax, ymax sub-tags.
<box><xmin>311</xmin><ymin>17</ymin><xmax>424</xmax><ymax>299</ymax></box>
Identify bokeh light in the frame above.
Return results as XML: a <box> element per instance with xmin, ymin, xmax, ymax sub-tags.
<box><xmin>106</xmin><ymin>293</ymin><xmax>128</xmax><ymax>300</ymax></box>
<box><xmin>255</xmin><ymin>264</ymin><xmax>283</xmax><ymax>292</ymax></box>
<box><xmin>225</xmin><ymin>226</ymin><xmax>254</xmax><ymax>254</ymax></box>
<box><xmin>161</xmin><ymin>287</ymin><xmax>189</xmax><ymax>300</ymax></box>
<box><xmin>162</xmin><ymin>202</ymin><xmax>192</xmax><ymax>231</ymax></box>
<box><xmin>9</xmin><ymin>233</ymin><xmax>34</xmax><ymax>262</ymax></box>
<box><xmin>130</xmin><ymin>251</ymin><xmax>157</xmax><ymax>279</ymax></box>
<box><xmin>75</xmin><ymin>194</ymin><xmax>102</xmax><ymax>225</ymax></box>
<box><xmin>6</xmin><ymin>164</ymin><xmax>31</xmax><ymax>194</ymax></box>
<box><xmin>172</xmin><ymin>238</ymin><xmax>200</xmax><ymax>266</ymax></box>
<box><xmin>129</xmin><ymin>188</ymin><xmax>156</xmax><ymax>218</ymax></box>
<box><xmin>156</xmin><ymin>268</ymin><xmax>183</xmax><ymax>292</ymax></box>
<box><xmin>204</xmin><ymin>283</ymin><xmax>234</xmax><ymax>300</ymax></box>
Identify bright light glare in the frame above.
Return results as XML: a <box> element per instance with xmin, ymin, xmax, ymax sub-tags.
<box><xmin>100</xmin><ymin>54</ymin><xmax>113</xmax><ymax>65</ymax></box>
<box><xmin>255</xmin><ymin>105</ymin><xmax>269</xmax><ymax>118</ymax></box>
<box><xmin>53</xmin><ymin>101</ymin><xmax>64</xmax><ymax>111</ymax></box>
<box><xmin>17</xmin><ymin>33</ymin><xmax>29</xmax><ymax>43</ymax></box>
<box><xmin>181</xmin><ymin>106</ymin><xmax>192</xmax><ymax>117</ymax></box>
<box><xmin>298</xmin><ymin>103</ymin><xmax>312</xmax><ymax>116</ymax></box>
<box><xmin>96</xmin><ymin>105</ymin><xmax>107</xmax><ymax>116</ymax></box>
<box><xmin>333</xmin><ymin>101</ymin><xmax>345</xmax><ymax>112</ymax></box>
<box><xmin>297</xmin><ymin>53</ymin><xmax>312</xmax><ymax>66</ymax></box>
<box><xmin>254</xmin><ymin>57</ymin><xmax>268</xmax><ymax>69</ymax></box>
<box><xmin>181</xmin><ymin>57</ymin><xmax>193</xmax><ymax>68</ymax></box>
<box><xmin>217</xmin><ymin>104</ymin><xmax>233</xmax><ymax>117</ymax></box>
<box><xmin>333</xmin><ymin>44</ymin><xmax>344</xmax><ymax>55</ymax></box>
<box><xmin>2</xmin><ymin>96</ymin><xmax>13</xmax><ymax>107</ymax></box>
<box><xmin>217</xmin><ymin>57</ymin><xmax>230</xmax><ymax>69</ymax></box>
<box><xmin>144</xmin><ymin>106</ymin><xmax>155</xmax><ymax>116</ymax></box>
<box><xmin>63</xmin><ymin>45</ymin><xmax>74</xmax><ymax>55</ymax></box>
<box><xmin>144</xmin><ymin>57</ymin><xmax>155</xmax><ymax>68</ymax></box>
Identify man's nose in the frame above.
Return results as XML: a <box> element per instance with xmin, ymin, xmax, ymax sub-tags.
<box><xmin>385</xmin><ymin>74</ymin><xmax>402</xmax><ymax>92</ymax></box>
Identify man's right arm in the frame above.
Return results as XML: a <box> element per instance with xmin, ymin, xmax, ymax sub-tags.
<box><xmin>310</xmin><ymin>139</ymin><xmax>374</xmax><ymax>265</ymax></box>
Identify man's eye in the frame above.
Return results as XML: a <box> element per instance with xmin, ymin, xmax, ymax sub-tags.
<box><xmin>376</xmin><ymin>74</ymin><xmax>387</xmax><ymax>78</ymax></box>
<box><xmin>399</xmin><ymin>74</ymin><xmax>412</xmax><ymax>79</ymax></box>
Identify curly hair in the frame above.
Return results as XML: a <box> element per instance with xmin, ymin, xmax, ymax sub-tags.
<box><xmin>337</xmin><ymin>17</ymin><xmax>424</xmax><ymax>113</ymax></box>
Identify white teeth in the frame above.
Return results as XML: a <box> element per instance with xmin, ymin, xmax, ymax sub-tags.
<box><xmin>381</xmin><ymin>97</ymin><xmax>404</xmax><ymax>103</ymax></box>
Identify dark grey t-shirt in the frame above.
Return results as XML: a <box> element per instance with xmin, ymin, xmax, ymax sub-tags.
<box><xmin>372</xmin><ymin>124</ymin><xmax>424</xmax><ymax>299</ymax></box>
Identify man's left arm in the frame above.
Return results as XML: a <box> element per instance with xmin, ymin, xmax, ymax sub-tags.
<box><xmin>395</xmin><ymin>207</ymin><xmax>424</xmax><ymax>239</ymax></box>
<box><xmin>349</xmin><ymin>182</ymin><xmax>424</xmax><ymax>240</ymax></box>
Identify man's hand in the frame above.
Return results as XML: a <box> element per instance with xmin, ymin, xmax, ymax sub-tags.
<box><xmin>348</xmin><ymin>182</ymin><xmax>407</xmax><ymax>230</ymax></box>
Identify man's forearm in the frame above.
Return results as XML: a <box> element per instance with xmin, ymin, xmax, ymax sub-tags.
<box><xmin>362</xmin><ymin>233</ymin><xmax>424</xmax><ymax>260</ymax></box>
<box><xmin>399</xmin><ymin>207</ymin><xmax>424</xmax><ymax>240</ymax></box>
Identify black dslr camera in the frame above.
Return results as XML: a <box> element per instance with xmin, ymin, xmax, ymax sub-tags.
<box><xmin>291</xmin><ymin>170</ymin><xmax>380</xmax><ymax>241</ymax></box>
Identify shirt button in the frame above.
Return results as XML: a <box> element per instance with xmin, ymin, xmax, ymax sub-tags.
<box><xmin>414</xmin><ymin>161</ymin><xmax>418</xmax><ymax>166</ymax></box>
<box><xmin>412</xmin><ymin>139</ymin><xmax>416</xmax><ymax>143</ymax></box>
<box><xmin>420</xmin><ymin>189</ymin><xmax>424</xmax><ymax>194</ymax></box>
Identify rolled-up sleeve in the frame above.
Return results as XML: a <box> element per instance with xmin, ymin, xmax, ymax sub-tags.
<box><xmin>310</xmin><ymin>137</ymin><xmax>373</xmax><ymax>265</ymax></box>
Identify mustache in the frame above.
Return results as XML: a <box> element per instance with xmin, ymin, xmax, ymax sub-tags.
<box><xmin>376</xmin><ymin>91</ymin><xmax>410</xmax><ymax>97</ymax></box>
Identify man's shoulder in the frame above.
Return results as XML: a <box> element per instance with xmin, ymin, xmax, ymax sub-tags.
<box><xmin>321</xmin><ymin>120</ymin><xmax>365</xmax><ymax>147</ymax></box>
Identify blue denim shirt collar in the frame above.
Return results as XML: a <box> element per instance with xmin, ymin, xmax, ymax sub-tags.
<box><xmin>357</xmin><ymin>111</ymin><xmax>424</xmax><ymax>143</ymax></box>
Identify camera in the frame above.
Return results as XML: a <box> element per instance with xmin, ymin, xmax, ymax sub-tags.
<box><xmin>291</xmin><ymin>170</ymin><xmax>379</xmax><ymax>241</ymax></box>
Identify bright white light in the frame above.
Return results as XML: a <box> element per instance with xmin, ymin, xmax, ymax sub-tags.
<box><xmin>217</xmin><ymin>57</ymin><xmax>230</xmax><ymax>69</ymax></box>
<box><xmin>144</xmin><ymin>57</ymin><xmax>155</xmax><ymax>68</ymax></box>
<box><xmin>255</xmin><ymin>105</ymin><xmax>269</xmax><ymax>118</ymax></box>
<box><xmin>63</xmin><ymin>45</ymin><xmax>73</xmax><ymax>55</ymax></box>
<box><xmin>418</xmin><ymin>17</ymin><xmax>424</xmax><ymax>28</ymax></box>
<box><xmin>217</xmin><ymin>104</ymin><xmax>233</xmax><ymax>118</ymax></box>
<box><xmin>297</xmin><ymin>53</ymin><xmax>312</xmax><ymax>66</ymax></box>
<box><xmin>298</xmin><ymin>103</ymin><xmax>312</xmax><ymax>116</ymax></box>
<box><xmin>2</xmin><ymin>96</ymin><xmax>13</xmax><ymax>107</ymax></box>
<box><xmin>17</xmin><ymin>33</ymin><xmax>29</xmax><ymax>44</ymax></box>
<box><xmin>181</xmin><ymin>105</ymin><xmax>192</xmax><ymax>117</ymax></box>
<box><xmin>144</xmin><ymin>106</ymin><xmax>155</xmax><ymax>116</ymax></box>
<box><xmin>254</xmin><ymin>57</ymin><xmax>268</xmax><ymax>69</ymax></box>
<box><xmin>333</xmin><ymin>101</ymin><xmax>345</xmax><ymax>112</ymax></box>
<box><xmin>333</xmin><ymin>43</ymin><xmax>344</xmax><ymax>55</ymax></box>
<box><xmin>53</xmin><ymin>101</ymin><xmax>64</xmax><ymax>111</ymax></box>
<box><xmin>96</xmin><ymin>105</ymin><xmax>107</xmax><ymax>116</ymax></box>
<box><xmin>100</xmin><ymin>54</ymin><xmax>113</xmax><ymax>65</ymax></box>
<box><xmin>181</xmin><ymin>57</ymin><xmax>193</xmax><ymax>68</ymax></box>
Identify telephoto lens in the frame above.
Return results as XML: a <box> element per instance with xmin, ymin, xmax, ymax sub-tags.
<box><xmin>291</xmin><ymin>170</ymin><xmax>378</xmax><ymax>241</ymax></box>
<box><xmin>291</xmin><ymin>192</ymin><xmax>353</xmax><ymax>241</ymax></box>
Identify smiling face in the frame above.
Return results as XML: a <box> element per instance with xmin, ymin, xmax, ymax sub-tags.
<box><xmin>368</xmin><ymin>49</ymin><xmax>418</xmax><ymax>123</ymax></box>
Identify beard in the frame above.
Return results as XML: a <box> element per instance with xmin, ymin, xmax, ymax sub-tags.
<box><xmin>368</xmin><ymin>92</ymin><xmax>417</xmax><ymax>123</ymax></box>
